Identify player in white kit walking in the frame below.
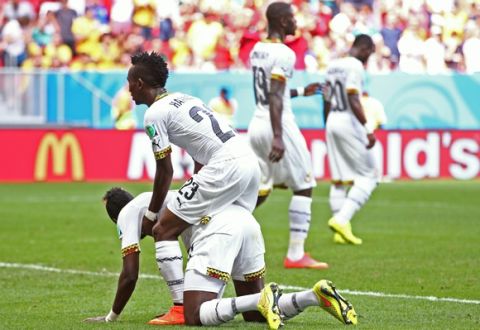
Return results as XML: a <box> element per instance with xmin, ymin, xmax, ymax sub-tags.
<box><xmin>323</xmin><ymin>34</ymin><xmax>378</xmax><ymax>245</ymax></box>
<box><xmin>248</xmin><ymin>1</ymin><xmax>328</xmax><ymax>269</ymax></box>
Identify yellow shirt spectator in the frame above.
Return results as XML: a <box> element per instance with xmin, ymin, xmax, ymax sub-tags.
<box><xmin>71</xmin><ymin>8</ymin><xmax>102</xmax><ymax>56</ymax></box>
<box><xmin>187</xmin><ymin>14</ymin><xmax>223</xmax><ymax>60</ymax></box>
<box><xmin>442</xmin><ymin>9</ymin><xmax>468</xmax><ymax>40</ymax></box>
<box><xmin>133</xmin><ymin>0</ymin><xmax>156</xmax><ymax>28</ymax></box>
<box><xmin>111</xmin><ymin>85</ymin><xmax>137</xmax><ymax>130</ymax></box>
<box><xmin>361</xmin><ymin>93</ymin><xmax>387</xmax><ymax>130</ymax></box>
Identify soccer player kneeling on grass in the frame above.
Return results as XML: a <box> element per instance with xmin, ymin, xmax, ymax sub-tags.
<box><xmin>84</xmin><ymin>188</ymin><xmax>358</xmax><ymax>328</ymax></box>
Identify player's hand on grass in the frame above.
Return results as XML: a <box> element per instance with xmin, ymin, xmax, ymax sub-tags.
<box><xmin>269</xmin><ymin>136</ymin><xmax>285</xmax><ymax>162</ymax></box>
<box><xmin>84</xmin><ymin>315</ymin><xmax>108</xmax><ymax>323</ymax></box>
<box><xmin>366</xmin><ymin>133</ymin><xmax>376</xmax><ymax>149</ymax></box>
<box><xmin>84</xmin><ymin>310</ymin><xmax>119</xmax><ymax>323</ymax></box>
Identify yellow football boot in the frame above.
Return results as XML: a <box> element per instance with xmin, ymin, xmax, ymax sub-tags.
<box><xmin>328</xmin><ymin>217</ymin><xmax>362</xmax><ymax>245</ymax></box>
<box><xmin>257</xmin><ymin>282</ymin><xmax>283</xmax><ymax>329</ymax></box>
<box><xmin>333</xmin><ymin>233</ymin><xmax>347</xmax><ymax>244</ymax></box>
<box><xmin>313</xmin><ymin>280</ymin><xmax>358</xmax><ymax>325</ymax></box>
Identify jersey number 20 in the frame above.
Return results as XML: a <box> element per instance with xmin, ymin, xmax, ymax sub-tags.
<box><xmin>327</xmin><ymin>80</ymin><xmax>347</xmax><ymax>111</ymax></box>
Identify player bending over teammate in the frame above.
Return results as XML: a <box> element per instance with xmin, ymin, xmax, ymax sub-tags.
<box><xmin>84</xmin><ymin>188</ymin><xmax>358</xmax><ymax>328</ymax></box>
<box><xmin>126</xmin><ymin>51</ymin><xmax>262</xmax><ymax>323</ymax></box>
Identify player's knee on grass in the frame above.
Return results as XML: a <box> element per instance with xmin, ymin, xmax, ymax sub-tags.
<box><xmin>184</xmin><ymin>291</ymin><xmax>218</xmax><ymax>325</ymax></box>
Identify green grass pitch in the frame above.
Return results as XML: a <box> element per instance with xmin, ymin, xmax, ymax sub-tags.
<box><xmin>0</xmin><ymin>181</ymin><xmax>479</xmax><ymax>329</ymax></box>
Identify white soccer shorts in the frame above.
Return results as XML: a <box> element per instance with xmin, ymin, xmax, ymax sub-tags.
<box><xmin>167</xmin><ymin>138</ymin><xmax>260</xmax><ymax>225</ymax></box>
<box><xmin>326</xmin><ymin>112</ymin><xmax>377</xmax><ymax>182</ymax></box>
<box><xmin>183</xmin><ymin>204</ymin><xmax>266</xmax><ymax>293</ymax></box>
<box><xmin>248</xmin><ymin>113</ymin><xmax>316</xmax><ymax>194</ymax></box>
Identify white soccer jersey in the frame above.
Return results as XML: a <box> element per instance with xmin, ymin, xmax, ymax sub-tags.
<box><xmin>117</xmin><ymin>191</ymin><xmax>174</xmax><ymax>257</ymax></box>
<box><xmin>249</xmin><ymin>40</ymin><xmax>295</xmax><ymax>118</ymax></box>
<box><xmin>324</xmin><ymin>56</ymin><xmax>364</xmax><ymax>115</ymax></box>
<box><xmin>116</xmin><ymin>192</ymin><xmax>265</xmax><ymax>284</ymax></box>
<box><xmin>324</xmin><ymin>56</ymin><xmax>377</xmax><ymax>181</ymax></box>
<box><xmin>144</xmin><ymin>92</ymin><xmax>237</xmax><ymax>165</ymax></box>
<box><xmin>248</xmin><ymin>39</ymin><xmax>315</xmax><ymax>192</ymax></box>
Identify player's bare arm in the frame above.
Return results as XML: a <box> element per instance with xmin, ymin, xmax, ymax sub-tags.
<box><xmin>151</xmin><ymin>156</ymin><xmax>190</xmax><ymax>241</ymax></box>
<box><xmin>323</xmin><ymin>84</ymin><xmax>332</xmax><ymax>124</ymax></box>
<box><xmin>290</xmin><ymin>82</ymin><xmax>322</xmax><ymax>98</ymax></box>
<box><xmin>146</xmin><ymin>154</ymin><xmax>174</xmax><ymax>222</ymax></box>
<box><xmin>95</xmin><ymin>252</ymin><xmax>140</xmax><ymax>320</ymax></box>
<box><xmin>269</xmin><ymin>78</ymin><xmax>286</xmax><ymax>162</ymax></box>
<box><xmin>193</xmin><ymin>160</ymin><xmax>203</xmax><ymax>174</ymax></box>
<box><xmin>113</xmin><ymin>252</ymin><xmax>139</xmax><ymax>309</ymax></box>
<box><xmin>348</xmin><ymin>93</ymin><xmax>376</xmax><ymax>149</ymax></box>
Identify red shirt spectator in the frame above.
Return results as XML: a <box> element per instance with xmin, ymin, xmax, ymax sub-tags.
<box><xmin>238</xmin><ymin>29</ymin><xmax>260</xmax><ymax>67</ymax></box>
<box><xmin>285</xmin><ymin>33</ymin><xmax>309</xmax><ymax>70</ymax></box>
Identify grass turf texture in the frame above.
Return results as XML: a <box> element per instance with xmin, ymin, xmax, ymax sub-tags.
<box><xmin>0</xmin><ymin>181</ymin><xmax>479</xmax><ymax>329</ymax></box>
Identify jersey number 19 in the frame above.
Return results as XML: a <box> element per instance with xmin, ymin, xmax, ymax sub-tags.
<box><xmin>253</xmin><ymin>66</ymin><xmax>269</xmax><ymax>106</ymax></box>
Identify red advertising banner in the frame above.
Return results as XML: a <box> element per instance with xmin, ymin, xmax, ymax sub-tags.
<box><xmin>0</xmin><ymin>129</ymin><xmax>478</xmax><ymax>182</ymax></box>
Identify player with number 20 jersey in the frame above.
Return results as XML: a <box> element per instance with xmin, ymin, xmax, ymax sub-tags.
<box><xmin>324</xmin><ymin>57</ymin><xmax>376</xmax><ymax>181</ymax></box>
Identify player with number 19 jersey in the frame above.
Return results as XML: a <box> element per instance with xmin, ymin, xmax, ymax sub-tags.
<box><xmin>248</xmin><ymin>40</ymin><xmax>315</xmax><ymax>194</ymax></box>
<box><xmin>144</xmin><ymin>92</ymin><xmax>260</xmax><ymax>224</ymax></box>
<box><xmin>250</xmin><ymin>41</ymin><xmax>295</xmax><ymax>119</ymax></box>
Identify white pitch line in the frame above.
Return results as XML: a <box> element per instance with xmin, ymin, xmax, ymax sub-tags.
<box><xmin>0</xmin><ymin>262</ymin><xmax>160</xmax><ymax>279</ymax></box>
<box><xmin>2</xmin><ymin>262</ymin><xmax>479</xmax><ymax>305</ymax></box>
<box><xmin>282</xmin><ymin>285</ymin><xmax>480</xmax><ymax>305</ymax></box>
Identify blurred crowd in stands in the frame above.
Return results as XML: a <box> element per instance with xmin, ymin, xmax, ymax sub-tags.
<box><xmin>0</xmin><ymin>0</ymin><xmax>479</xmax><ymax>73</ymax></box>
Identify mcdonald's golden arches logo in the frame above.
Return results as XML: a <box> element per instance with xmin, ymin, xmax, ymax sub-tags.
<box><xmin>35</xmin><ymin>132</ymin><xmax>84</xmax><ymax>181</ymax></box>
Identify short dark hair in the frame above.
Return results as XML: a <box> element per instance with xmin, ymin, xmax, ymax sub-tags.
<box><xmin>266</xmin><ymin>1</ymin><xmax>291</xmax><ymax>25</ymax></box>
<box><xmin>352</xmin><ymin>34</ymin><xmax>374</xmax><ymax>49</ymax></box>
<box><xmin>103</xmin><ymin>187</ymin><xmax>134</xmax><ymax>222</ymax></box>
<box><xmin>130</xmin><ymin>51</ymin><xmax>169</xmax><ymax>88</ymax></box>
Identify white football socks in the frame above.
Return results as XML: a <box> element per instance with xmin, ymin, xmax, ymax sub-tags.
<box><xmin>329</xmin><ymin>184</ymin><xmax>347</xmax><ymax>216</ymax></box>
<box><xmin>155</xmin><ymin>240</ymin><xmax>184</xmax><ymax>304</ymax></box>
<box><xmin>278</xmin><ymin>290</ymin><xmax>318</xmax><ymax>319</ymax></box>
<box><xmin>336</xmin><ymin>177</ymin><xmax>377</xmax><ymax>225</ymax></box>
<box><xmin>287</xmin><ymin>195</ymin><xmax>312</xmax><ymax>261</ymax></box>
<box><xmin>199</xmin><ymin>293</ymin><xmax>261</xmax><ymax>325</ymax></box>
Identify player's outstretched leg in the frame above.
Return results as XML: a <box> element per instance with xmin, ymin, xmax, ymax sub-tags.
<box><xmin>313</xmin><ymin>280</ymin><xmax>357</xmax><ymax>325</ymax></box>
<box><xmin>257</xmin><ymin>282</ymin><xmax>283</xmax><ymax>330</ymax></box>
<box><xmin>278</xmin><ymin>280</ymin><xmax>357</xmax><ymax>325</ymax></box>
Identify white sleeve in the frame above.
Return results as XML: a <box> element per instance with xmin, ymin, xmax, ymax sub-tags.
<box><xmin>144</xmin><ymin>108</ymin><xmax>172</xmax><ymax>160</ymax></box>
<box><xmin>345</xmin><ymin>63</ymin><xmax>363</xmax><ymax>94</ymax></box>
<box><xmin>117</xmin><ymin>207</ymin><xmax>141</xmax><ymax>257</ymax></box>
<box><xmin>271</xmin><ymin>47</ymin><xmax>295</xmax><ymax>81</ymax></box>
